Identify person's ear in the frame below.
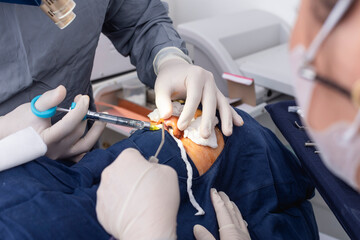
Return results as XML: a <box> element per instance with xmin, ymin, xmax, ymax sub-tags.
<box><xmin>351</xmin><ymin>80</ymin><xmax>360</xmax><ymax>107</ymax></box>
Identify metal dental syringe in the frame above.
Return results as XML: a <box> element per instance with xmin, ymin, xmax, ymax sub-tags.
<box><xmin>56</xmin><ymin>107</ymin><xmax>157</xmax><ymax>130</ymax></box>
<box><xmin>31</xmin><ymin>94</ymin><xmax>159</xmax><ymax>130</ymax></box>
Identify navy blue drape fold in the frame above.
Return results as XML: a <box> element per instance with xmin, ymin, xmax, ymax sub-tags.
<box><xmin>0</xmin><ymin>108</ymin><xmax>318</xmax><ymax>240</ymax></box>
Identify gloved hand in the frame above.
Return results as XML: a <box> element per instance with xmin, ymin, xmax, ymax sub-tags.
<box><xmin>193</xmin><ymin>189</ymin><xmax>251</xmax><ymax>240</ymax></box>
<box><xmin>0</xmin><ymin>85</ymin><xmax>105</xmax><ymax>160</ymax></box>
<box><xmin>96</xmin><ymin>148</ymin><xmax>180</xmax><ymax>240</ymax></box>
<box><xmin>154</xmin><ymin>48</ymin><xmax>244</xmax><ymax>138</ymax></box>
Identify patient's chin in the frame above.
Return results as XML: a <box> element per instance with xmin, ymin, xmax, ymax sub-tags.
<box><xmin>180</xmin><ymin>127</ymin><xmax>224</xmax><ymax>175</ymax></box>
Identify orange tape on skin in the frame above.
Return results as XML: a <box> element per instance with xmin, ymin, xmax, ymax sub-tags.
<box><xmin>153</xmin><ymin>109</ymin><xmax>224</xmax><ymax>176</ymax></box>
<box><xmin>95</xmin><ymin>100</ymin><xmax>224</xmax><ymax>175</ymax></box>
<box><xmin>182</xmin><ymin>128</ymin><xmax>224</xmax><ymax>175</ymax></box>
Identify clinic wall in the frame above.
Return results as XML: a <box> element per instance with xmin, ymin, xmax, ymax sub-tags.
<box><xmin>165</xmin><ymin>0</ymin><xmax>300</xmax><ymax>27</ymax></box>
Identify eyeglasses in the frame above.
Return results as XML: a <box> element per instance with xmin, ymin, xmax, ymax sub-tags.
<box><xmin>298</xmin><ymin>0</ymin><xmax>359</xmax><ymax>107</ymax></box>
<box><xmin>300</xmin><ymin>64</ymin><xmax>350</xmax><ymax>98</ymax></box>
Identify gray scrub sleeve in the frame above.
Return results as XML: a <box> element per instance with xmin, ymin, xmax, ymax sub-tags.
<box><xmin>102</xmin><ymin>0</ymin><xmax>188</xmax><ymax>88</ymax></box>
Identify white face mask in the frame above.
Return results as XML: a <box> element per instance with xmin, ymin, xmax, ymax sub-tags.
<box><xmin>290</xmin><ymin>0</ymin><xmax>360</xmax><ymax>190</ymax></box>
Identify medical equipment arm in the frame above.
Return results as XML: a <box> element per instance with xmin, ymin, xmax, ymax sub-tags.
<box><xmin>96</xmin><ymin>148</ymin><xmax>180</xmax><ymax>240</ymax></box>
<box><xmin>193</xmin><ymin>189</ymin><xmax>251</xmax><ymax>240</ymax></box>
<box><xmin>0</xmin><ymin>86</ymin><xmax>105</xmax><ymax>160</ymax></box>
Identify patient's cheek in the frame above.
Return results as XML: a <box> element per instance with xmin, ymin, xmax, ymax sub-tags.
<box><xmin>161</xmin><ymin>116</ymin><xmax>224</xmax><ymax>176</ymax></box>
<box><xmin>356</xmin><ymin>165</ymin><xmax>360</xmax><ymax>191</ymax></box>
<box><xmin>181</xmin><ymin>127</ymin><xmax>224</xmax><ymax>176</ymax></box>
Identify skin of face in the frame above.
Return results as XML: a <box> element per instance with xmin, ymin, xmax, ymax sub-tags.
<box><xmin>290</xmin><ymin>0</ymin><xmax>360</xmax><ymax>187</ymax></box>
<box><xmin>290</xmin><ymin>0</ymin><xmax>360</xmax><ymax>131</ymax></box>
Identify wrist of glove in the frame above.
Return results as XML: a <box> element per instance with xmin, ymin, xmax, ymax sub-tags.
<box><xmin>153</xmin><ymin>47</ymin><xmax>192</xmax><ymax>75</ymax></box>
<box><xmin>96</xmin><ymin>148</ymin><xmax>180</xmax><ymax>240</ymax></box>
<box><xmin>0</xmin><ymin>127</ymin><xmax>47</xmax><ymax>171</ymax></box>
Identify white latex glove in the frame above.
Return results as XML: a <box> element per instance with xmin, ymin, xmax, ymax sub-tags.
<box><xmin>96</xmin><ymin>148</ymin><xmax>180</xmax><ymax>240</ymax></box>
<box><xmin>154</xmin><ymin>48</ymin><xmax>244</xmax><ymax>138</ymax></box>
<box><xmin>0</xmin><ymin>85</ymin><xmax>105</xmax><ymax>160</ymax></box>
<box><xmin>193</xmin><ymin>189</ymin><xmax>251</xmax><ymax>240</ymax></box>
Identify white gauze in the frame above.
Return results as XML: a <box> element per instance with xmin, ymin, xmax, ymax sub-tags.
<box><xmin>183</xmin><ymin>117</ymin><xmax>219</xmax><ymax>148</ymax></box>
<box><xmin>148</xmin><ymin>102</ymin><xmax>218</xmax><ymax>148</ymax></box>
<box><xmin>147</xmin><ymin>102</ymin><xmax>184</xmax><ymax>123</ymax></box>
<box><xmin>170</xmin><ymin>132</ymin><xmax>205</xmax><ymax>216</ymax></box>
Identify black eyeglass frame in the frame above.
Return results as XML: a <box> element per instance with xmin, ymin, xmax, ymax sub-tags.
<box><xmin>299</xmin><ymin>65</ymin><xmax>352</xmax><ymax>100</ymax></box>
